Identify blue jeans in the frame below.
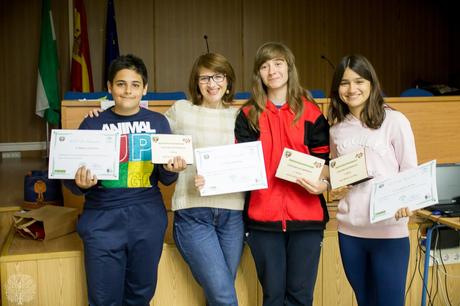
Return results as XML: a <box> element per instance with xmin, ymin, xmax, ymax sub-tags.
<box><xmin>173</xmin><ymin>208</ymin><xmax>244</xmax><ymax>306</ymax></box>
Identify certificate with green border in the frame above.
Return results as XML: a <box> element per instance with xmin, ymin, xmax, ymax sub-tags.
<box><xmin>48</xmin><ymin>129</ymin><xmax>120</xmax><ymax>180</ymax></box>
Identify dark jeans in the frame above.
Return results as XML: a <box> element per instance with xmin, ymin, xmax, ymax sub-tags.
<box><xmin>247</xmin><ymin>229</ymin><xmax>323</xmax><ymax>306</ymax></box>
<box><xmin>77</xmin><ymin>202</ymin><xmax>167</xmax><ymax>306</ymax></box>
<box><xmin>338</xmin><ymin>233</ymin><xmax>410</xmax><ymax>306</ymax></box>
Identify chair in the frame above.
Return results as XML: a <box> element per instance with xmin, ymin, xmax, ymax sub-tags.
<box><xmin>143</xmin><ymin>91</ymin><xmax>186</xmax><ymax>100</ymax></box>
<box><xmin>310</xmin><ymin>89</ymin><xmax>326</xmax><ymax>99</ymax></box>
<box><xmin>234</xmin><ymin>92</ymin><xmax>251</xmax><ymax>100</ymax></box>
<box><xmin>400</xmin><ymin>88</ymin><xmax>433</xmax><ymax>97</ymax></box>
<box><xmin>64</xmin><ymin>91</ymin><xmax>187</xmax><ymax>101</ymax></box>
<box><xmin>63</xmin><ymin>91</ymin><xmax>109</xmax><ymax>100</ymax></box>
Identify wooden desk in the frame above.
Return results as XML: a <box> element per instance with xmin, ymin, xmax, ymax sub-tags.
<box><xmin>0</xmin><ymin>216</ymin><xmax>356</xmax><ymax>306</ymax></box>
<box><xmin>0</xmin><ymin>232</ymin><xmax>87</xmax><ymax>306</ymax></box>
<box><xmin>416</xmin><ymin>209</ymin><xmax>460</xmax><ymax>230</ymax></box>
<box><xmin>416</xmin><ymin>209</ymin><xmax>460</xmax><ymax>306</ymax></box>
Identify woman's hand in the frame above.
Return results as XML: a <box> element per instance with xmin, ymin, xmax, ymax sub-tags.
<box><xmin>85</xmin><ymin>108</ymin><xmax>103</xmax><ymax>118</ymax></box>
<box><xmin>296</xmin><ymin>177</ymin><xmax>329</xmax><ymax>195</ymax></box>
<box><xmin>194</xmin><ymin>175</ymin><xmax>205</xmax><ymax>191</ymax></box>
<box><xmin>163</xmin><ymin>156</ymin><xmax>187</xmax><ymax>173</ymax></box>
<box><xmin>395</xmin><ymin>207</ymin><xmax>413</xmax><ymax>220</ymax></box>
<box><xmin>75</xmin><ymin>166</ymin><xmax>98</xmax><ymax>189</ymax></box>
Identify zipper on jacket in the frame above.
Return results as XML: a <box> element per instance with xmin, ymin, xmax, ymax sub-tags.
<box><xmin>282</xmin><ymin>194</ymin><xmax>287</xmax><ymax>232</ymax></box>
<box><xmin>277</xmin><ymin>106</ymin><xmax>287</xmax><ymax>232</ymax></box>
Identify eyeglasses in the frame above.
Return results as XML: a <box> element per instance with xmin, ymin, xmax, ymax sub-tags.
<box><xmin>198</xmin><ymin>73</ymin><xmax>226</xmax><ymax>84</ymax></box>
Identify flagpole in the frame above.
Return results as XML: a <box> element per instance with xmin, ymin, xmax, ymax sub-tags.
<box><xmin>45</xmin><ymin>122</ymin><xmax>50</xmax><ymax>160</ymax></box>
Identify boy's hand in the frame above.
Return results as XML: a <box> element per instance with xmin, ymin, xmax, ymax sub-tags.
<box><xmin>163</xmin><ymin>156</ymin><xmax>187</xmax><ymax>173</ymax></box>
<box><xmin>75</xmin><ymin>166</ymin><xmax>98</xmax><ymax>189</ymax></box>
<box><xmin>85</xmin><ymin>108</ymin><xmax>103</xmax><ymax>118</ymax></box>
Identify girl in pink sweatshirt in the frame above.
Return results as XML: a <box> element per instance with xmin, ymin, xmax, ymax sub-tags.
<box><xmin>328</xmin><ymin>54</ymin><xmax>417</xmax><ymax>306</ymax></box>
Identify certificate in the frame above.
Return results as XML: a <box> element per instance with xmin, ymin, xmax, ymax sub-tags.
<box><xmin>275</xmin><ymin>148</ymin><xmax>325</xmax><ymax>183</ymax></box>
<box><xmin>329</xmin><ymin>148</ymin><xmax>372</xmax><ymax>189</ymax></box>
<box><xmin>369</xmin><ymin>160</ymin><xmax>438</xmax><ymax>223</ymax></box>
<box><xmin>151</xmin><ymin>134</ymin><xmax>194</xmax><ymax>164</ymax></box>
<box><xmin>48</xmin><ymin>129</ymin><xmax>120</xmax><ymax>180</ymax></box>
<box><xmin>195</xmin><ymin>141</ymin><xmax>268</xmax><ymax>196</ymax></box>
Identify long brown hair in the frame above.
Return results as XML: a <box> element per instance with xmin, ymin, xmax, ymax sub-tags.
<box><xmin>328</xmin><ymin>54</ymin><xmax>385</xmax><ymax>129</ymax></box>
<box><xmin>188</xmin><ymin>53</ymin><xmax>236</xmax><ymax>105</ymax></box>
<box><xmin>245</xmin><ymin>42</ymin><xmax>313</xmax><ymax>131</ymax></box>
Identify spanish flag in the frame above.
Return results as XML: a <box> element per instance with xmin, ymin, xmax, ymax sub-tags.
<box><xmin>70</xmin><ymin>0</ymin><xmax>94</xmax><ymax>92</ymax></box>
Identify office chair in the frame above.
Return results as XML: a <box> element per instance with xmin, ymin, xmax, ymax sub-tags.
<box><xmin>234</xmin><ymin>92</ymin><xmax>251</xmax><ymax>99</ymax></box>
<box><xmin>143</xmin><ymin>91</ymin><xmax>186</xmax><ymax>100</ymax></box>
<box><xmin>64</xmin><ymin>91</ymin><xmax>109</xmax><ymax>100</ymax></box>
<box><xmin>310</xmin><ymin>89</ymin><xmax>326</xmax><ymax>99</ymax></box>
<box><xmin>64</xmin><ymin>91</ymin><xmax>187</xmax><ymax>101</ymax></box>
<box><xmin>400</xmin><ymin>88</ymin><xmax>433</xmax><ymax>97</ymax></box>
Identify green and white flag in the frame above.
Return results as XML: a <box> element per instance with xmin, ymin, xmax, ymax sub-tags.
<box><xmin>36</xmin><ymin>0</ymin><xmax>60</xmax><ymax>125</ymax></box>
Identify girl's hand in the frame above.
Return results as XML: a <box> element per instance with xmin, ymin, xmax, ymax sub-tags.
<box><xmin>329</xmin><ymin>185</ymin><xmax>351</xmax><ymax>200</ymax></box>
<box><xmin>296</xmin><ymin>177</ymin><xmax>329</xmax><ymax>195</ymax></box>
<box><xmin>395</xmin><ymin>207</ymin><xmax>413</xmax><ymax>220</ymax></box>
<box><xmin>163</xmin><ymin>156</ymin><xmax>187</xmax><ymax>173</ymax></box>
<box><xmin>85</xmin><ymin>108</ymin><xmax>103</xmax><ymax>118</ymax></box>
<box><xmin>194</xmin><ymin>175</ymin><xmax>205</xmax><ymax>190</ymax></box>
<box><xmin>75</xmin><ymin>166</ymin><xmax>98</xmax><ymax>189</ymax></box>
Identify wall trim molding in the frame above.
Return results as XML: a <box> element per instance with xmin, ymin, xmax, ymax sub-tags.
<box><xmin>0</xmin><ymin>142</ymin><xmax>46</xmax><ymax>152</ymax></box>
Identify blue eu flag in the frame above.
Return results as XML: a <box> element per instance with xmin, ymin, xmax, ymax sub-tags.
<box><xmin>104</xmin><ymin>0</ymin><xmax>119</xmax><ymax>85</ymax></box>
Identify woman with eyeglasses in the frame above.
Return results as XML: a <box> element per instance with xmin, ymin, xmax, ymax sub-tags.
<box><xmin>164</xmin><ymin>53</ymin><xmax>245</xmax><ymax>306</ymax></box>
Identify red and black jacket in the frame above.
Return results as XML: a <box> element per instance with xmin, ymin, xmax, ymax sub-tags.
<box><xmin>235</xmin><ymin>98</ymin><xmax>330</xmax><ymax>232</ymax></box>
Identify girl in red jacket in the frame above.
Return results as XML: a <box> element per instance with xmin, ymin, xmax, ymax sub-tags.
<box><xmin>235</xmin><ymin>42</ymin><xmax>330</xmax><ymax>306</ymax></box>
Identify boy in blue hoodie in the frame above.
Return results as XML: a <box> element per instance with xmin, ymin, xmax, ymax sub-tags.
<box><xmin>67</xmin><ymin>54</ymin><xmax>185</xmax><ymax>306</ymax></box>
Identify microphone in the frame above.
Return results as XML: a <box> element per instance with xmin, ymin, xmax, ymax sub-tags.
<box><xmin>321</xmin><ymin>55</ymin><xmax>335</xmax><ymax>70</ymax></box>
<box><xmin>203</xmin><ymin>35</ymin><xmax>210</xmax><ymax>53</ymax></box>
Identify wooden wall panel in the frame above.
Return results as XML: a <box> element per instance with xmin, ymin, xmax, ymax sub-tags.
<box><xmin>0</xmin><ymin>0</ymin><xmax>454</xmax><ymax>144</ymax></box>
<box><xmin>154</xmin><ymin>0</ymin><xmax>243</xmax><ymax>93</ymax></box>
<box><xmin>398</xmin><ymin>0</ymin><xmax>449</xmax><ymax>92</ymax></box>
<box><xmin>0</xmin><ymin>0</ymin><xmax>69</xmax><ymax>143</ymax></box>
<box><xmin>388</xmin><ymin>99</ymin><xmax>460</xmax><ymax>164</ymax></box>
<box><xmin>323</xmin><ymin>0</ymin><xmax>403</xmax><ymax>97</ymax></box>
<box><xmin>116</xmin><ymin>1</ymin><xmax>155</xmax><ymax>88</ymax></box>
<box><xmin>242</xmin><ymin>0</ymin><xmax>327</xmax><ymax>92</ymax></box>
<box><xmin>85</xmin><ymin>0</ymin><xmax>155</xmax><ymax>90</ymax></box>
<box><xmin>85</xmin><ymin>0</ymin><xmax>106</xmax><ymax>90</ymax></box>
<box><xmin>0</xmin><ymin>1</ymin><xmax>43</xmax><ymax>143</ymax></box>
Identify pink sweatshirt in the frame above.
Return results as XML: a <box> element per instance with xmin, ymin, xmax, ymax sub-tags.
<box><xmin>330</xmin><ymin>108</ymin><xmax>418</xmax><ymax>239</ymax></box>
